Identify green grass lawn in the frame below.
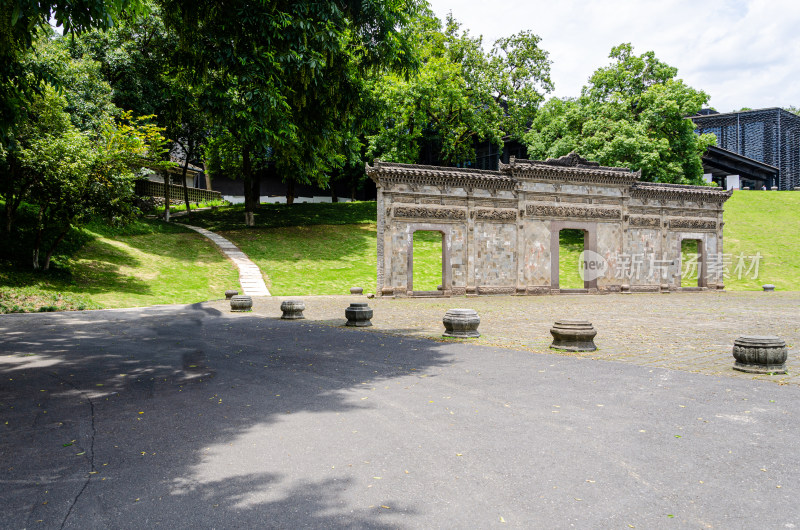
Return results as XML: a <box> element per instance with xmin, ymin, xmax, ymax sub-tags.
<box><xmin>1</xmin><ymin>218</ymin><xmax>239</xmax><ymax>312</ymax></box>
<box><xmin>222</xmin><ymin>223</ymin><xmax>378</xmax><ymax>296</ymax></box>
<box><xmin>722</xmin><ymin>191</ymin><xmax>800</xmax><ymax>291</ymax></box>
<box><xmin>185</xmin><ymin>201</ymin><xmax>377</xmax><ymax>231</ymax></box>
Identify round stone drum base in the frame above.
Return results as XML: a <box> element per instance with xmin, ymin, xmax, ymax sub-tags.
<box><xmin>442</xmin><ymin>309</ymin><xmax>480</xmax><ymax>338</ymax></box>
<box><xmin>345</xmin><ymin>303</ymin><xmax>373</xmax><ymax>327</ymax></box>
<box><xmin>550</xmin><ymin>320</ymin><xmax>597</xmax><ymax>352</ymax></box>
<box><xmin>230</xmin><ymin>295</ymin><xmax>253</xmax><ymax>312</ymax></box>
<box><xmin>280</xmin><ymin>300</ymin><xmax>306</xmax><ymax>320</ymax></box>
<box><xmin>732</xmin><ymin>335</ymin><xmax>787</xmax><ymax>374</ymax></box>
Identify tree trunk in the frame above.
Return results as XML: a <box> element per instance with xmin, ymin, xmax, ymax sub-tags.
<box><xmin>331</xmin><ymin>183</ymin><xmax>338</xmax><ymax>203</ymax></box>
<box><xmin>43</xmin><ymin>228</ymin><xmax>69</xmax><ymax>271</ymax></box>
<box><xmin>251</xmin><ymin>169</ymin><xmax>260</xmax><ymax>210</ymax></box>
<box><xmin>181</xmin><ymin>155</ymin><xmax>191</xmax><ymax>216</ymax></box>
<box><xmin>163</xmin><ymin>172</ymin><xmax>171</xmax><ymax>221</ymax></box>
<box><xmin>32</xmin><ymin>207</ymin><xmax>43</xmax><ymax>270</ymax></box>
<box><xmin>242</xmin><ymin>144</ymin><xmax>254</xmax><ymax>213</ymax></box>
<box><xmin>286</xmin><ymin>179</ymin><xmax>295</xmax><ymax>205</ymax></box>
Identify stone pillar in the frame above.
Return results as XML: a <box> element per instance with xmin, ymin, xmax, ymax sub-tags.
<box><xmin>466</xmin><ymin>190</ymin><xmax>476</xmax><ymax>295</ymax></box>
<box><xmin>376</xmin><ymin>185</ymin><xmax>385</xmax><ymax>295</ymax></box>
<box><xmin>515</xmin><ymin>189</ymin><xmax>526</xmax><ymax>294</ymax></box>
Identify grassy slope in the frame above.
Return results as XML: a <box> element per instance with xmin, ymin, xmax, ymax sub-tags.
<box><xmin>186</xmin><ymin>201</ymin><xmax>377</xmax><ymax>231</ymax></box>
<box><xmin>226</xmin><ymin>223</ymin><xmax>378</xmax><ymax>296</ymax></box>
<box><xmin>723</xmin><ymin>191</ymin><xmax>800</xmax><ymax>291</ymax></box>
<box><xmin>1</xmin><ymin>218</ymin><xmax>239</xmax><ymax>312</ymax></box>
<box><xmin>70</xmin><ymin>226</ymin><xmax>239</xmax><ymax>307</ymax></box>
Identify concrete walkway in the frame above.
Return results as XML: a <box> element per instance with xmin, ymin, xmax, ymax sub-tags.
<box><xmin>179</xmin><ymin>224</ymin><xmax>271</xmax><ymax>296</ymax></box>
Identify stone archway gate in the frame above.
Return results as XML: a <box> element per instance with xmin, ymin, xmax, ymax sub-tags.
<box><xmin>366</xmin><ymin>153</ymin><xmax>732</xmax><ymax>297</ymax></box>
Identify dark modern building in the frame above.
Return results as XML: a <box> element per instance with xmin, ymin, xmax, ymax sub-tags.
<box><xmin>693</xmin><ymin>108</ymin><xmax>800</xmax><ymax>190</ymax></box>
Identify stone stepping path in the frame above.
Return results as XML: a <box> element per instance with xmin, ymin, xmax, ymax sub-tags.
<box><xmin>179</xmin><ymin>224</ymin><xmax>271</xmax><ymax>297</ymax></box>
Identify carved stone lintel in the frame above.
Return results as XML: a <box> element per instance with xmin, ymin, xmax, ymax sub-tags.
<box><xmin>394</xmin><ymin>206</ymin><xmax>467</xmax><ymax>220</ymax></box>
<box><xmin>526</xmin><ymin>204</ymin><xmax>621</xmax><ymax>220</ymax></box>
<box><xmin>628</xmin><ymin>216</ymin><xmax>661</xmax><ymax>228</ymax></box>
<box><xmin>473</xmin><ymin>208</ymin><xmax>517</xmax><ymax>221</ymax></box>
<box><xmin>670</xmin><ymin>219</ymin><xmax>717</xmax><ymax>230</ymax></box>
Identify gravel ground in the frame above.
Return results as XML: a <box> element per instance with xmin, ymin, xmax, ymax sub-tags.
<box><xmin>210</xmin><ymin>291</ymin><xmax>800</xmax><ymax>386</ymax></box>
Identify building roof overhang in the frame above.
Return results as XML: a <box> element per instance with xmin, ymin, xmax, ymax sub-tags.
<box><xmin>702</xmin><ymin>145</ymin><xmax>779</xmax><ymax>183</ymax></box>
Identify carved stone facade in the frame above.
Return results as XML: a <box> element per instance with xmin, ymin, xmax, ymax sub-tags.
<box><xmin>366</xmin><ymin>152</ymin><xmax>732</xmax><ymax>297</ymax></box>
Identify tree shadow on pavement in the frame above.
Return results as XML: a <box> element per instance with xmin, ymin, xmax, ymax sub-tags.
<box><xmin>0</xmin><ymin>303</ymin><xmax>442</xmax><ymax>528</ymax></box>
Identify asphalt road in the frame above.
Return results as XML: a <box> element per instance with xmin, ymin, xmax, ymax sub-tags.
<box><xmin>1</xmin><ymin>303</ymin><xmax>798</xmax><ymax>529</ymax></box>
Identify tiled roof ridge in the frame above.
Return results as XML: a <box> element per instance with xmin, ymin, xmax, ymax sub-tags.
<box><xmin>366</xmin><ymin>160</ymin><xmax>506</xmax><ymax>177</ymax></box>
<box><xmin>631</xmin><ymin>181</ymin><xmax>732</xmax><ymax>202</ymax></box>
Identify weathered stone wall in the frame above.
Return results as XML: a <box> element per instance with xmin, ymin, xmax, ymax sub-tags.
<box><xmin>367</xmin><ymin>153</ymin><xmax>731</xmax><ymax>297</ymax></box>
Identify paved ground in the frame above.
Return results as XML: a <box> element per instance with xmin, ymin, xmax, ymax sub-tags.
<box><xmin>1</xmin><ymin>293</ymin><xmax>798</xmax><ymax>528</ymax></box>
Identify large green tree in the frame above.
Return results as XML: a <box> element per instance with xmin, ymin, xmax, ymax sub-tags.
<box><xmin>524</xmin><ymin>43</ymin><xmax>715</xmax><ymax>184</ymax></box>
<box><xmin>368</xmin><ymin>13</ymin><xmax>552</xmax><ymax>166</ymax></box>
<box><xmin>0</xmin><ymin>35</ymin><xmax>169</xmax><ymax>269</ymax></box>
<box><xmin>157</xmin><ymin>0</ymin><xmax>421</xmax><ymax>216</ymax></box>
<box><xmin>0</xmin><ymin>0</ymin><xmax>144</xmax><ymax>136</ymax></box>
<box><xmin>69</xmin><ymin>4</ymin><xmax>206</xmax><ymax>219</ymax></box>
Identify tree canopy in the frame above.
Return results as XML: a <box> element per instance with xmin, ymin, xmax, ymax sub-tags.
<box><xmin>156</xmin><ymin>0</ymin><xmax>422</xmax><ymax>212</ymax></box>
<box><xmin>524</xmin><ymin>43</ymin><xmax>715</xmax><ymax>184</ymax></box>
<box><xmin>2</xmin><ymin>5</ymin><xmax>729</xmax><ymax>271</ymax></box>
<box><xmin>368</xmin><ymin>12</ymin><xmax>552</xmax><ymax>166</ymax></box>
<box><xmin>1</xmin><ymin>33</ymin><xmax>169</xmax><ymax>268</ymax></box>
<box><xmin>0</xmin><ymin>0</ymin><xmax>145</xmax><ymax>136</ymax></box>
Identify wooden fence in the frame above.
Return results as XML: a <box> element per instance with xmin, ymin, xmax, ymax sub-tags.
<box><xmin>135</xmin><ymin>180</ymin><xmax>222</xmax><ymax>203</ymax></box>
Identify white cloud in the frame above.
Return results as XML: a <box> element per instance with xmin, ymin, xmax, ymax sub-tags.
<box><xmin>428</xmin><ymin>0</ymin><xmax>800</xmax><ymax>112</ymax></box>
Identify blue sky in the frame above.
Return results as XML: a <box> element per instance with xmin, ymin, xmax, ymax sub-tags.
<box><xmin>427</xmin><ymin>0</ymin><xmax>799</xmax><ymax>112</ymax></box>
